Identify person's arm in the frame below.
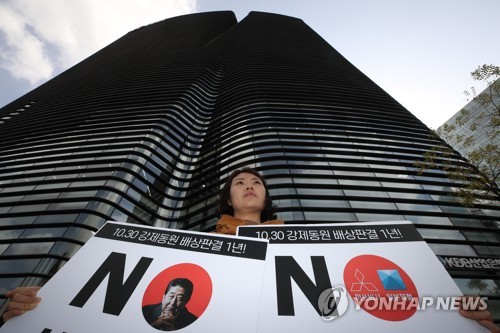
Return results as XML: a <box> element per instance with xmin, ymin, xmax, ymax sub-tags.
<box><xmin>1</xmin><ymin>286</ymin><xmax>42</xmax><ymax>324</ymax></box>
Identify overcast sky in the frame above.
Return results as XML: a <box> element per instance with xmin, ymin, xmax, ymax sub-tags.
<box><xmin>0</xmin><ymin>0</ymin><xmax>498</xmax><ymax>129</ymax></box>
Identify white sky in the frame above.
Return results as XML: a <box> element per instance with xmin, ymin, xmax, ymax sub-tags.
<box><xmin>0</xmin><ymin>0</ymin><xmax>498</xmax><ymax>129</ymax></box>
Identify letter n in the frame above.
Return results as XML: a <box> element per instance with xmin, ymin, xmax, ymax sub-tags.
<box><xmin>275</xmin><ymin>256</ymin><xmax>332</xmax><ymax>316</ymax></box>
<box><xmin>69</xmin><ymin>252</ymin><xmax>153</xmax><ymax>315</ymax></box>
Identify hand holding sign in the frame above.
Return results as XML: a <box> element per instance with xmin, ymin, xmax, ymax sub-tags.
<box><xmin>2</xmin><ymin>286</ymin><xmax>41</xmax><ymax>323</ymax></box>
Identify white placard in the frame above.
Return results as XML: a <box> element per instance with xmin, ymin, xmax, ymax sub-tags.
<box><xmin>238</xmin><ymin>221</ymin><xmax>487</xmax><ymax>333</ymax></box>
<box><xmin>1</xmin><ymin>221</ymin><xmax>269</xmax><ymax>333</ymax></box>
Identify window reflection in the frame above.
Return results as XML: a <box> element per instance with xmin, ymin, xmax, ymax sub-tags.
<box><xmin>428</xmin><ymin>243</ymin><xmax>476</xmax><ymax>256</ymax></box>
<box><xmin>417</xmin><ymin>229</ymin><xmax>466</xmax><ymax>240</ymax></box>
<box><xmin>350</xmin><ymin>201</ymin><xmax>396</xmax><ymax>210</ymax></box>
<box><xmin>355</xmin><ymin>213</ymin><xmax>404</xmax><ymax>221</ymax></box>
<box><xmin>304</xmin><ymin>211</ymin><xmax>357</xmax><ymax>221</ymax></box>
<box><xmin>3</xmin><ymin>242</ymin><xmax>55</xmax><ymax>255</ymax></box>
<box><xmin>454</xmin><ymin>278</ymin><xmax>500</xmax><ymax>296</ymax></box>
<box><xmin>0</xmin><ymin>259</ymin><xmax>40</xmax><ymax>274</ymax></box>
<box><xmin>404</xmin><ymin>216</ymin><xmax>453</xmax><ymax>225</ymax></box>
<box><xmin>0</xmin><ymin>277</ymin><xmax>25</xmax><ymax>295</ymax></box>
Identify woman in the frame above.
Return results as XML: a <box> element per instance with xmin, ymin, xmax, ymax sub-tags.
<box><xmin>1</xmin><ymin>168</ymin><xmax>498</xmax><ymax>331</ymax></box>
<box><xmin>215</xmin><ymin>167</ymin><xmax>283</xmax><ymax>234</ymax></box>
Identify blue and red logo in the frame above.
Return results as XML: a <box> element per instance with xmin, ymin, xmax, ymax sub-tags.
<box><xmin>343</xmin><ymin>255</ymin><xmax>418</xmax><ymax>321</ymax></box>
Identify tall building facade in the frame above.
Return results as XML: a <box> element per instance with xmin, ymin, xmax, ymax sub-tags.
<box><xmin>0</xmin><ymin>12</ymin><xmax>499</xmax><ymax>318</ymax></box>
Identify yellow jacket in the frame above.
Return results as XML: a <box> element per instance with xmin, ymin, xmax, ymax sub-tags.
<box><xmin>215</xmin><ymin>214</ymin><xmax>284</xmax><ymax>235</ymax></box>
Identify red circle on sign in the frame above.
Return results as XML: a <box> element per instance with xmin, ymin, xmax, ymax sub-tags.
<box><xmin>142</xmin><ymin>263</ymin><xmax>212</xmax><ymax>318</ymax></box>
<box><xmin>343</xmin><ymin>255</ymin><xmax>418</xmax><ymax>321</ymax></box>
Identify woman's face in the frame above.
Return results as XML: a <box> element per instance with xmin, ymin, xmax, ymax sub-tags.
<box><xmin>229</xmin><ymin>172</ymin><xmax>266</xmax><ymax>218</ymax></box>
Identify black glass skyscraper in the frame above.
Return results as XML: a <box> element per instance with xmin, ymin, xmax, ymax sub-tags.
<box><xmin>0</xmin><ymin>11</ymin><xmax>498</xmax><ymax>317</ymax></box>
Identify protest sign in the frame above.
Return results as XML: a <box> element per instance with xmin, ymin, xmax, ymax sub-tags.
<box><xmin>238</xmin><ymin>221</ymin><xmax>486</xmax><ymax>333</ymax></box>
<box><xmin>1</xmin><ymin>221</ymin><xmax>268</xmax><ymax>333</ymax></box>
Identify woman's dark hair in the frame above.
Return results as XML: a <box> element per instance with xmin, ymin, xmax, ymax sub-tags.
<box><xmin>218</xmin><ymin>167</ymin><xmax>277</xmax><ymax>222</ymax></box>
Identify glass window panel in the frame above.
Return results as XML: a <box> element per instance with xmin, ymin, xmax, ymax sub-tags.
<box><xmin>75</xmin><ymin>213</ymin><xmax>107</xmax><ymax>229</ymax></box>
<box><xmin>450</xmin><ymin>218</ymin><xmax>495</xmax><ymax>228</ymax></box>
<box><xmin>296</xmin><ymin>188</ymin><xmax>343</xmax><ymax>195</ymax></box>
<box><xmin>59</xmin><ymin>190</ymin><xmax>98</xmax><ymax>199</ymax></box>
<box><xmin>454</xmin><ymin>278</ymin><xmax>500</xmax><ymax>296</ymax></box>
<box><xmin>0</xmin><ymin>277</ymin><xmax>25</xmax><ymax>295</ymax></box>
<box><xmin>294</xmin><ymin>178</ymin><xmax>339</xmax><ymax>185</ymax></box>
<box><xmin>119</xmin><ymin>198</ymin><xmax>134</xmax><ymax>212</ymax></box>
<box><xmin>388</xmin><ymin>192</ymin><xmax>432</xmax><ymax>200</ymax></box>
<box><xmin>462</xmin><ymin>231</ymin><xmax>500</xmax><ymax>242</ymax></box>
<box><xmin>290</xmin><ymin>169</ymin><xmax>333</xmax><ymax>175</ymax></box>
<box><xmin>132</xmin><ymin>206</ymin><xmax>152</xmax><ymax>222</ymax></box>
<box><xmin>22</xmin><ymin>193</ymin><xmax>60</xmax><ymax>201</ymax></box>
<box><xmin>417</xmin><ymin>229</ymin><xmax>466</xmax><ymax>240</ymax></box>
<box><xmin>473</xmin><ymin>246</ymin><xmax>500</xmax><ymax>256</ymax></box>
<box><xmin>126</xmin><ymin>187</ymin><xmax>142</xmax><ymax>201</ymax></box>
<box><xmin>64</xmin><ymin>227</ymin><xmax>95</xmax><ymax>242</ymax></box>
<box><xmin>0</xmin><ymin>259</ymin><xmax>40</xmax><ymax>274</ymax></box>
<box><xmin>10</xmin><ymin>203</ymin><xmax>50</xmax><ymax>213</ymax></box>
<box><xmin>439</xmin><ymin>206</ymin><xmax>473</xmax><ymax>214</ymax></box>
<box><xmin>0</xmin><ymin>230</ymin><xmax>23</xmax><ymax>240</ymax></box>
<box><xmin>344</xmin><ymin>190</ymin><xmax>389</xmax><ymax>197</ymax></box>
<box><xmin>0</xmin><ymin>207</ymin><xmax>11</xmax><ymax>214</ymax></box>
<box><xmin>404</xmin><ymin>216</ymin><xmax>453</xmax><ymax>225</ymax></box>
<box><xmin>0</xmin><ymin>244</ymin><xmax>8</xmax><ymax>255</ymax></box>
<box><xmin>2</xmin><ymin>185</ymin><xmax>36</xmax><ymax>193</ymax></box>
<box><xmin>276</xmin><ymin>211</ymin><xmax>305</xmax><ymax>222</ymax></box>
<box><xmin>255</xmin><ymin>160</ymin><xmax>284</xmax><ymax>167</ymax></box>
<box><xmin>34</xmin><ymin>214</ymin><xmax>79</xmax><ymax>224</ymax></box>
<box><xmin>338</xmin><ymin>179</ymin><xmax>381</xmax><ymax>186</ymax></box>
<box><xmin>428</xmin><ymin>243</ymin><xmax>476</xmax><ymax>256</ymax></box>
<box><xmin>132</xmin><ymin>178</ymin><xmax>149</xmax><ymax>193</ymax></box>
<box><xmin>69</xmin><ymin>180</ymin><xmax>106</xmax><ymax>187</ymax></box>
<box><xmin>374</xmin><ymin>173</ymin><xmax>415</xmax><ymax>180</ymax></box>
<box><xmin>480</xmin><ymin>209</ymin><xmax>500</xmax><ymax>218</ymax></box>
<box><xmin>382</xmin><ymin>182</ymin><xmax>423</xmax><ymax>189</ymax></box>
<box><xmin>350</xmin><ymin>201</ymin><xmax>397</xmax><ymax>210</ymax></box>
<box><xmin>430</xmin><ymin>194</ymin><xmax>460</xmax><ymax>202</ymax></box>
<box><xmin>269</xmin><ymin>188</ymin><xmax>296</xmax><ymax>196</ymax></box>
<box><xmin>34</xmin><ymin>257</ymin><xmax>66</xmax><ymax>275</ymax></box>
<box><xmin>422</xmin><ymin>184</ymin><xmax>453</xmax><ymax>191</ymax></box>
<box><xmin>396</xmin><ymin>203</ymin><xmax>442</xmax><ymax>212</ymax></box>
<box><xmin>3</xmin><ymin>242</ymin><xmax>54</xmax><ymax>255</ymax></box>
<box><xmin>368</xmin><ymin>164</ymin><xmax>405</xmax><ymax>170</ymax></box>
<box><xmin>46</xmin><ymin>173</ymin><xmax>77</xmax><ymax>180</ymax></box>
<box><xmin>49</xmin><ymin>241</ymin><xmax>82</xmax><ymax>257</ymax></box>
<box><xmin>0</xmin><ymin>216</ymin><xmax>37</xmax><ymax>226</ymax></box>
<box><xmin>1</xmin><ymin>196</ymin><xmax>24</xmax><ymax>203</ymax></box>
<box><xmin>35</xmin><ymin>182</ymin><xmax>70</xmax><ymax>190</ymax></box>
<box><xmin>300</xmin><ymin>199</ymin><xmax>350</xmax><ymax>208</ymax></box>
<box><xmin>97</xmin><ymin>190</ymin><xmax>121</xmax><ymax>203</ymax></box>
<box><xmin>21</xmin><ymin>227</ymin><xmax>66</xmax><ymax>238</ymax></box>
<box><xmin>304</xmin><ymin>211</ymin><xmax>357</xmax><ymax>221</ymax></box>
<box><xmin>111</xmin><ymin>208</ymin><xmax>130</xmax><ymax>223</ymax></box>
<box><xmin>335</xmin><ymin>171</ymin><xmax>375</xmax><ymax>177</ymax></box>
<box><xmin>275</xmin><ymin>199</ymin><xmax>300</xmax><ymax>209</ymax></box>
<box><xmin>266</xmin><ymin>177</ymin><xmax>293</xmax><ymax>185</ymax></box>
<box><xmin>355</xmin><ymin>213</ymin><xmax>404</xmax><ymax>222</ymax></box>
<box><xmin>48</xmin><ymin>201</ymin><xmax>88</xmax><ymax>210</ymax></box>
<box><xmin>330</xmin><ymin>162</ymin><xmax>366</xmax><ymax>168</ymax></box>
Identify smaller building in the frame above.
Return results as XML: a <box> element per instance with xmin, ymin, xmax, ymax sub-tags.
<box><xmin>437</xmin><ymin>78</ymin><xmax>499</xmax><ymax>180</ymax></box>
